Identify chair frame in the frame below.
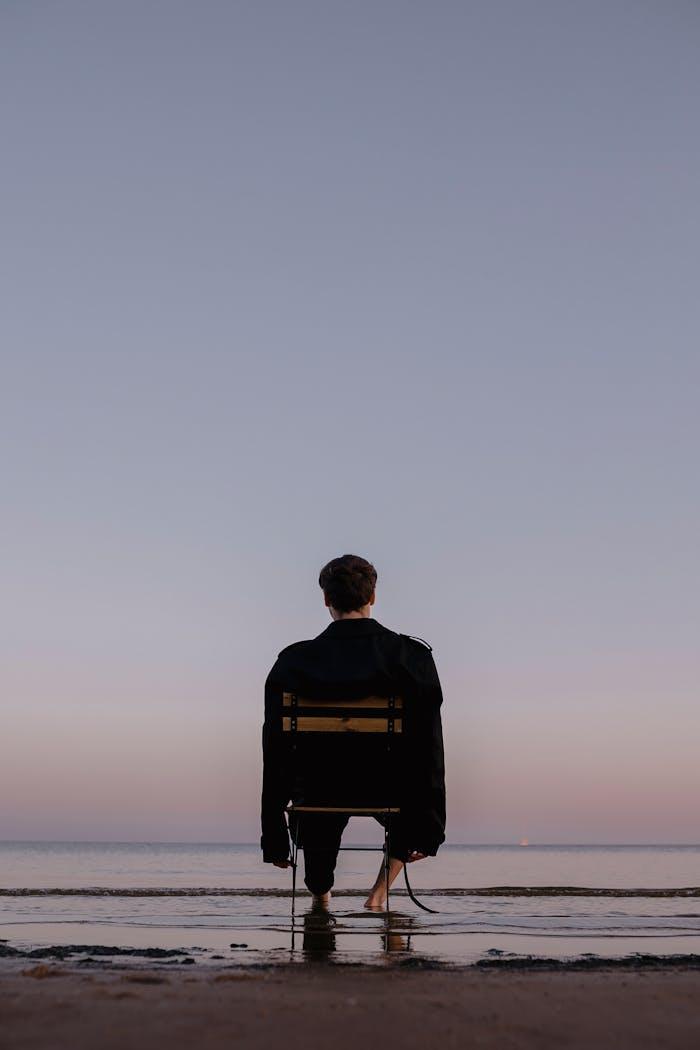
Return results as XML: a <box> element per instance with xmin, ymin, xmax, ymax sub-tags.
<box><xmin>282</xmin><ymin>691</ymin><xmax>402</xmax><ymax>930</ymax></box>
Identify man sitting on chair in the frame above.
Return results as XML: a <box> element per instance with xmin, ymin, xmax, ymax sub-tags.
<box><xmin>261</xmin><ymin>554</ymin><xmax>446</xmax><ymax>909</ymax></box>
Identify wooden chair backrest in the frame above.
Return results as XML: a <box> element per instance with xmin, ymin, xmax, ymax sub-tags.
<box><xmin>282</xmin><ymin>693</ymin><xmax>403</xmax><ymax>735</ymax></box>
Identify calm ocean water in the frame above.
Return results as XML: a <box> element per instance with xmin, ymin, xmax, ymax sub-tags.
<box><xmin>2</xmin><ymin>841</ymin><xmax>699</xmax><ymax>965</ymax></box>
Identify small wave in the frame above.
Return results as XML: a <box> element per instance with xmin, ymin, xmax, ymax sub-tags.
<box><xmin>1</xmin><ymin>886</ymin><xmax>698</xmax><ymax>898</ymax></box>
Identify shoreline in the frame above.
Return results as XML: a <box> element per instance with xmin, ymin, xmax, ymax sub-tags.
<box><xmin>3</xmin><ymin>884</ymin><xmax>699</xmax><ymax>897</ymax></box>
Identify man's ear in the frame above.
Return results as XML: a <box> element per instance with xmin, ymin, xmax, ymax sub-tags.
<box><xmin>323</xmin><ymin>593</ymin><xmax>331</xmax><ymax>608</ymax></box>
<box><xmin>369</xmin><ymin>591</ymin><xmax>376</xmax><ymax>606</ymax></box>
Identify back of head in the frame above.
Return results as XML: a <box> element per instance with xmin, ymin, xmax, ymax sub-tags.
<box><xmin>318</xmin><ymin>554</ymin><xmax>377</xmax><ymax>613</ymax></box>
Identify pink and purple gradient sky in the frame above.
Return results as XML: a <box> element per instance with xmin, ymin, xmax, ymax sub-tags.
<box><xmin>1</xmin><ymin>1</ymin><xmax>698</xmax><ymax>843</ymax></box>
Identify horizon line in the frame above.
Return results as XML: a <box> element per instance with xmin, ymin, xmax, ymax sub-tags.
<box><xmin>1</xmin><ymin>839</ymin><xmax>699</xmax><ymax>848</ymax></box>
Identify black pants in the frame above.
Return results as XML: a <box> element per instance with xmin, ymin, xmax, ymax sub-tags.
<box><xmin>290</xmin><ymin>812</ymin><xmax>409</xmax><ymax>896</ymax></box>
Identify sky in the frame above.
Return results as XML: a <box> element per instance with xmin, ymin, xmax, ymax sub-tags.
<box><xmin>1</xmin><ymin>1</ymin><xmax>698</xmax><ymax>845</ymax></box>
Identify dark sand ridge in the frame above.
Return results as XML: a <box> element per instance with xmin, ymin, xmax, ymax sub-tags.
<box><xmin>1</xmin><ymin>961</ymin><xmax>699</xmax><ymax>1050</ymax></box>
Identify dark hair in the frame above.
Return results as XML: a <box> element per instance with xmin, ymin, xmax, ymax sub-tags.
<box><xmin>319</xmin><ymin>554</ymin><xmax>377</xmax><ymax>613</ymax></box>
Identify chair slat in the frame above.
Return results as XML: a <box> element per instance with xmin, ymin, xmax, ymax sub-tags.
<box><xmin>283</xmin><ymin>693</ymin><xmax>402</xmax><ymax>709</ymax></box>
<box><xmin>282</xmin><ymin>716</ymin><xmax>402</xmax><ymax>734</ymax></box>
<box><xmin>286</xmin><ymin>806</ymin><xmax>401</xmax><ymax>813</ymax></box>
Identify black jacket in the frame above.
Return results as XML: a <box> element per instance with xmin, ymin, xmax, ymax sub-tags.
<box><xmin>261</xmin><ymin>617</ymin><xmax>446</xmax><ymax>863</ymax></box>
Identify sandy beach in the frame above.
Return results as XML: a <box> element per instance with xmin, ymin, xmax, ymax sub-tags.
<box><xmin>2</xmin><ymin>961</ymin><xmax>699</xmax><ymax>1050</ymax></box>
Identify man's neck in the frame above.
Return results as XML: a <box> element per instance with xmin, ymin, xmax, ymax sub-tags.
<box><xmin>330</xmin><ymin>606</ymin><xmax>372</xmax><ymax>621</ymax></box>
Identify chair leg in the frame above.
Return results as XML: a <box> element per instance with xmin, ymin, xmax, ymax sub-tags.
<box><xmin>384</xmin><ymin>823</ymin><xmax>390</xmax><ymax>914</ymax></box>
<box><xmin>291</xmin><ymin>838</ymin><xmax>298</xmax><ymax>918</ymax></box>
<box><xmin>290</xmin><ymin>836</ymin><xmax>299</xmax><ymax>952</ymax></box>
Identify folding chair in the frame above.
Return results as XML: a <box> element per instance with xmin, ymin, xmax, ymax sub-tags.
<box><xmin>281</xmin><ymin>691</ymin><xmax>403</xmax><ymax>926</ymax></box>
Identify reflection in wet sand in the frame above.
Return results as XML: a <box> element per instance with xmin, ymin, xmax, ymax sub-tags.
<box><xmin>297</xmin><ymin>904</ymin><xmax>419</xmax><ymax>956</ymax></box>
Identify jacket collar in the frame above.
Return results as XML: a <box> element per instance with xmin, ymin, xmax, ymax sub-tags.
<box><xmin>316</xmin><ymin>617</ymin><xmax>388</xmax><ymax>639</ymax></box>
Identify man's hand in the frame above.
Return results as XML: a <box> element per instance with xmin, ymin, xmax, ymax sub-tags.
<box><xmin>407</xmin><ymin>851</ymin><xmax>427</xmax><ymax>863</ymax></box>
<box><xmin>272</xmin><ymin>859</ymin><xmax>292</xmax><ymax>869</ymax></box>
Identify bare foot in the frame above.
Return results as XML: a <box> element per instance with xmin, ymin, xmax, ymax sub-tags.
<box><xmin>364</xmin><ymin>856</ymin><xmax>403</xmax><ymax>909</ymax></box>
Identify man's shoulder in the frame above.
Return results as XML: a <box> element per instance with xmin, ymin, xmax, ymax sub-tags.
<box><xmin>395</xmin><ymin>631</ymin><xmax>437</xmax><ymax>682</ymax></box>
<box><xmin>276</xmin><ymin>638</ymin><xmax>313</xmax><ymax>661</ymax></box>
<box><xmin>379</xmin><ymin>627</ymin><xmax>435</xmax><ymax>672</ymax></box>
<box><xmin>399</xmin><ymin>632</ymin><xmax>433</xmax><ymax>653</ymax></box>
<box><xmin>367</xmin><ymin>620</ymin><xmax>432</xmax><ymax>651</ymax></box>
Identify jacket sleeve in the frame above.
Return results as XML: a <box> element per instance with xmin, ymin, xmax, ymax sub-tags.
<box><xmin>260</xmin><ymin>660</ymin><xmax>292</xmax><ymax>863</ymax></box>
<box><xmin>405</xmin><ymin>648</ymin><xmax>446</xmax><ymax>855</ymax></box>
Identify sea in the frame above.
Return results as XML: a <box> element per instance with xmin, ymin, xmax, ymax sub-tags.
<box><xmin>1</xmin><ymin>841</ymin><xmax>699</xmax><ymax>967</ymax></box>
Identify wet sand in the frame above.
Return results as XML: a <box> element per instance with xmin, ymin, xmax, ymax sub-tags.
<box><xmin>1</xmin><ymin>962</ymin><xmax>699</xmax><ymax>1050</ymax></box>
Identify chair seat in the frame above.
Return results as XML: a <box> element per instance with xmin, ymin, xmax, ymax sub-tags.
<box><xmin>286</xmin><ymin>805</ymin><xmax>400</xmax><ymax>814</ymax></box>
